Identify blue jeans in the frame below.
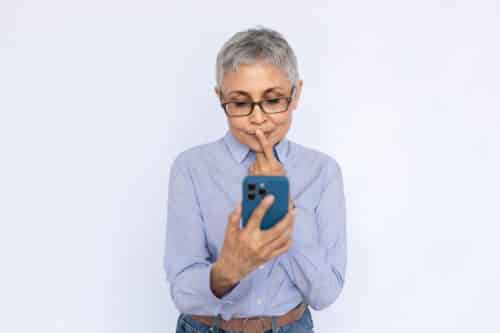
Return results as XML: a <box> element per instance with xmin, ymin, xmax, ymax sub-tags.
<box><xmin>175</xmin><ymin>306</ymin><xmax>314</xmax><ymax>333</ymax></box>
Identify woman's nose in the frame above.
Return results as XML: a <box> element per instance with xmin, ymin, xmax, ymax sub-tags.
<box><xmin>249</xmin><ymin>104</ymin><xmax>266</xmax><ymax>123</ymax></box>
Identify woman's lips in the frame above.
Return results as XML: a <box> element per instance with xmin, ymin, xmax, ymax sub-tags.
<box><xmin>248</xmin><ymin>130</ymin><xmax>272</xmax><ymax>136</ymax></box>
<box><xmin>251</xmin><ymin>132</ymin><xmax>272</xmax><ymax>140</ymax></box>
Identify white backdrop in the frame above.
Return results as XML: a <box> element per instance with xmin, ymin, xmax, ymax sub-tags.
<box><xmin>1</xmin><ymin>1</ymin><xmax>499</xmax><ymax>332</ymax></box>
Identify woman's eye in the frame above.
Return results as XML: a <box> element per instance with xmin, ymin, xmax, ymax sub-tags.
<box><xmin>234</xmin><ymin>102</ymin><xmax>250</xmax><ymax>108</ymax></box>
<box><xmin>265</xmin><ymin>98</ymin><xmax>281</xmax><ymax>104</ymax></box>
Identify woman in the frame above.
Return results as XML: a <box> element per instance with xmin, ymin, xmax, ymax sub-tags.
<box><xmin>164</xmin><ymin>26</ymin><xmax>347</xmax><ymax>333</ymax></box>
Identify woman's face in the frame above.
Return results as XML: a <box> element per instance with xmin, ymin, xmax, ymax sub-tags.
<box><xmin>215</xmin><ymin>61</ymin><xmax>303</xmax><ymax>153</ymax></box>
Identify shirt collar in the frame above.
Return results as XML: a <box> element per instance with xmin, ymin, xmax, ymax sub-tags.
<box><xmin>223</xmin><ymin>129</ymin><xmax>289</xmax><ymax>164</ymax></box>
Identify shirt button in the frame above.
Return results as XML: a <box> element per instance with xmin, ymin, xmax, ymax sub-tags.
<box><xmin>257</xmin><ymin>298</ymin><xmax>262</xmax><ymax>304</ymax></box>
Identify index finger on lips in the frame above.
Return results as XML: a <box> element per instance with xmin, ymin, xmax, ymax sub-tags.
<box><xmin>255</xmin><ymin>129</ymin><xmax>277</xmax><ymax>163</ymax></box>
<box><xmin>246</xmin><ymin>194</ymin><xmax>275</xmax><ymax>231</ymax></box>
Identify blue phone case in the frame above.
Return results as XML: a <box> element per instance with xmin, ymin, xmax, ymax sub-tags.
<box><xmin>242</xmin><ymin>175</ymin><xmax>289</xmax><ymax>230</ymax></box>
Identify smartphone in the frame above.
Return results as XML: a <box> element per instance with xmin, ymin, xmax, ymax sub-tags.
<box><xmin>242</xmin><ymin>175</ymin><xmax>289</xmax><ymax>230</ymax></box>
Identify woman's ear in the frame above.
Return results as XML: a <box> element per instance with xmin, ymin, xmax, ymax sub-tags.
<box><xmin>295</xmin><ymin>79</ymin><xmax>303</xmax><ymax>102</ymax></box>
<box><xmin>290</xmin><ymin>79</ymin><xmax>303</xmax><ymax>111</ymax></box>
<box><xmin>214</xmin><ymin>86</ymin><xmax>225</xmax><ymax>104</ymax></box>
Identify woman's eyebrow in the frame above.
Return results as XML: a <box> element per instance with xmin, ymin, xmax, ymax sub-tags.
<box><xmin>228</xmin><ymin>87</ymin><xmax>284</xmax><ymax>97</ymax></box>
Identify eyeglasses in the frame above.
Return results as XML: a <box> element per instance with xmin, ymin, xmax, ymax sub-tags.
<box><xmin>220</xmin><ymin>85</ymin><xmax>296</xmax><ymax>117</ymax></box>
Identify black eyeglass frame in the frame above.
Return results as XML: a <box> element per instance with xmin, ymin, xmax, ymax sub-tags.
<box><xmin>219</xmin><ymin>85</ymin><xmax>296</xmax><ymax>117</ymax></box>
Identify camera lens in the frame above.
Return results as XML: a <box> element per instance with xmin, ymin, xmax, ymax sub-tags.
<box><xmin>258</xmin><ymin>188</ymin><xmax>266</xmax><ymax>196</ymax></box>
<box><xmin>248</xmin><ymin>193</ymin><xmax>256</xmax><ymax>200</ymax></box>
<box><xmin>248</xmin><ymin>184</ymin><xmax>256</xmax><ymax>191</ymax></box>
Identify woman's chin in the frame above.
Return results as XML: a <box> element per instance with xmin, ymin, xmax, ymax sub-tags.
<box><xmin>237</xmin><ymin>130</ymin><xmax>280</xmax><ymax>151</ymax></box>
<box><xmin>246</xmin><ymin>142</ymin><xmax>261</xmax><ymax>152</ymax></box>
<box><xmin>243</xmin><ymin>139</ymin><xmax>263</xmax><ymax>152</ymax></box>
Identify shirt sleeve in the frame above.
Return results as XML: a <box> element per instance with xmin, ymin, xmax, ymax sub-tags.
<box><xmin>163</xmin><ymin>154</ymin><xmax>253</xmax><ymax>316</ymax></box>
<box><xmin>278</xmin><ymin>157</ymin><xmax>347</xmax><ymax>310</ymax></box>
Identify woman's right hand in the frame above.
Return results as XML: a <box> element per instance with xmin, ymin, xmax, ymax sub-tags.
<box><xmin>216</xmin><ymin>195</ymin><xmax>296</xmax><ymax>283</ymax></box>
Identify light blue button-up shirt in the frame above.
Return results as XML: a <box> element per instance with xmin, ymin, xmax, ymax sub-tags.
<box><xmin>163</xmin><ymin>129</ymin><xmax>346</xmax><ymax>321</ymax></box>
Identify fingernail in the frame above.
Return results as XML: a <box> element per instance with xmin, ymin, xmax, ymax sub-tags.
<box><xmin>266</xmin><ymin>195</ymin><xmax>275</xmax><ymax>202</ymax></box>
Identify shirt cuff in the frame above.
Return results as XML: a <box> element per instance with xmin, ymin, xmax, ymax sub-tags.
<box><xmin>205</xmin><ymin>262</ymin><xmax>253</xmax><ymax>305</ymax></box>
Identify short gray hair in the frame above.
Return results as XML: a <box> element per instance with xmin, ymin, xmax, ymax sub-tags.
<box><xmin>215</xmin><ymin>25</ymin><xmax>299</xmax><ymax>91</ymax></box>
